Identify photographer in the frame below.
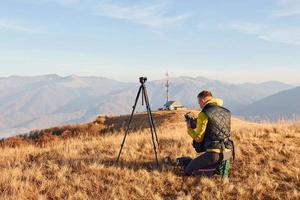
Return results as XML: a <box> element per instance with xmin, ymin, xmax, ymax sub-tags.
<box><xmin>181</xmin><ymin>90</ymin><xmax>234</xmax><ymax>176</ymax></box>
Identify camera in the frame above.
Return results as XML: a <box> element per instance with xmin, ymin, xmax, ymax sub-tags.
<box><xmin>184</xmin><ymin>112</ymin><xmax>197</xmax><ymax>129</ymax></box>
<box><xmin>139</xmin><ymin>77</ymin><xmax>147</xmax><ymax>84</ymax></box>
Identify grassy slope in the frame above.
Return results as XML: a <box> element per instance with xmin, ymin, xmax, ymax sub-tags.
<box><xmin>0</xmin><ymin>110</ymin><xmax>299</xmax><ymax>200</ymax></box>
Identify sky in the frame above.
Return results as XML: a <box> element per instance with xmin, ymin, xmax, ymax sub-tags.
<box><xmin>0</xmin><ymin>0</ymin><xmax>300</xmax><ymax>83</ymax></box>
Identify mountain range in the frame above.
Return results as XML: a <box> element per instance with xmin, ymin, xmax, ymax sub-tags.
<box><xmin>0</xmin><ymin>74</ymin><xmax>297</xmax><ymax>137</ymax></box>
<box><xmin>237</xmin><ymin>86</ymin><xmax>300</xmax><ymax>120</ymax></box>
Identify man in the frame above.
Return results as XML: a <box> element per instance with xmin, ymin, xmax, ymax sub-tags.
<box><xmin>181</xmin><ymin>90</ymin><xmax>234</xmax><ymax>176</ymax></box>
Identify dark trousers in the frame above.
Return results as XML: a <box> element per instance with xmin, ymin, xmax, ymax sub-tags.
<box><xmin>178</xmin><ymin>151</ymin><xmax>231</xmax><ymax>176</ymax></box>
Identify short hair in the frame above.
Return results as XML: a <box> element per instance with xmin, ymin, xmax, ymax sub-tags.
<box><xmin>197</xmin><ymin>90</ymin><xmax>213</xmax><ymax>99</ymax></box>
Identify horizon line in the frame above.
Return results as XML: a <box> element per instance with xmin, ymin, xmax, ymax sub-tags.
<box><xmin>0</xmin><ymin>73</ymin><xmax>298</xmax><ymax>86</ymax></box>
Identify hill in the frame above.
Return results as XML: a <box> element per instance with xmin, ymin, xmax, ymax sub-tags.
<box><xmin>238</xmin><ymin>86</ymin><xmax>300</xmax><ymax>120</ymax></box>
<box><xmin>0</xmin><ymin>110</ymin><xmax>299</xmax><ymax>199</ymax></box>
<box><xmin>0</xmin><ymin>75</ymin><xmax>134</xmax><ymax>137</ymax></box>
<box><xmin>0</xmin><ymin>75</ymin><xmax>293</xmax><ymax>137</ymax></box>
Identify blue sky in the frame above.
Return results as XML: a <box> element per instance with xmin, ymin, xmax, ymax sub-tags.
<box><xmin>0</xmin><ymin>0</ymin><xmax>300</xmax><ymax>83</ymax></box>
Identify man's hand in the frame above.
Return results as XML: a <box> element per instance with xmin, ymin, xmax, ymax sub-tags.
<box><xmin>186</xmin><ymin>121</ymin><xmax>191</xmax><ymax>129</ymax></box>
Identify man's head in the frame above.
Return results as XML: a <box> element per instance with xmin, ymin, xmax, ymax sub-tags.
<box><xmin>197</xmin><ymin>90</ymin><xmax>213</xmax><ymax>109</ymax></box>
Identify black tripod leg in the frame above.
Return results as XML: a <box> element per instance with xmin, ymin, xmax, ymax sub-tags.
<box><xmin>142</xmin><ymin>86</ymin><xmax>159</xmax><ymax>167</ymax></box>
<box><xmin>141</xmin><ymin>89</ymin><xmax>144</xmax><ymax>106</ymax></box>
<box><xmin>143</xmin><ymin>85</ymin><xmax>159</xmax><ymax>148</ymax></box>
<box><xmin>116</xmin><ymin>85</ymin><xmax>143</xmax><ymax>164</ymax></box>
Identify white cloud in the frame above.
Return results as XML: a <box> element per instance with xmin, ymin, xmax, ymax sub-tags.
<box><xmin>0</xmin><ymin>18</ymin><xmax>40</xmax><ymax>33</ymax></box>
<box><xmin>272</xmin><ymin>0</ymin><xmax>300</xmax><ymax>17</ymax></box>
<box><xmin>26</xmin><ymin>1</ymin><xmax>190</xmax><ymax>28</ymax></box>
<box><xmin>225</xmin><ymin>1</ymin><xmax>300</xmax><ymax>45</ymax></box>
<box><xmin>30</xmin><ymin>0</ymin><xmax>81</xmax><ymax>6</ymax></box>
<box><xmin>228</xmin><ymin>22</ymin><xmax>267</xmax><ymax>34</ymax></box>
<box><xmin>227</xmin><ymin>21</ymin><xmax>300</xmax><ymax>45</ymax></box>
<box><xmin>95</xmin><ymin>2</ymin><xmax>190</xmax><ymax>28</ymax></box>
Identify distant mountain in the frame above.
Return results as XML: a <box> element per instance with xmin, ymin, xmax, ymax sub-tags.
<box><xmin>0</xmin><ymin>75</ymin><xmax>294</xmax><ymax>137</ymax></box>
<box><xmin>239</xmin><ymin>81</ymin><xmax>293</xmax><ymax>97</ymax></box>
<box><xmin>0</xmin><ymin>75</ymin><xmax>134</xmax><ymax>137</ymax></box>
<box><xmin>237</xmin><ymin>87</ymin><xmax>300</xmax><ymax>120</ymax></box>
<box><xmin>148</xmin><ymin>77</ymin><xmax>293</xmax><ymax>111</ymax></box>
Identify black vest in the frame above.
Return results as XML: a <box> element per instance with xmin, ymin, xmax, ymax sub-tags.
<box><xmin>202</xmin><ymin>103</ymin><xmax>232</xmax><ymax>150</ymax></box>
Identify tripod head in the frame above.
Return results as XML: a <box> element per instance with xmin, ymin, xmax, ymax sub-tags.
<box><xmin>139</xmin><ymin>77</ymin><xmax>147</xmax><ymax>84</ymax></box>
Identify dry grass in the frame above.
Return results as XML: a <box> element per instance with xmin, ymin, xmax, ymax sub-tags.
<box><xmin>0</xmin><ymin>110</ymin><xmax>299</xmax><ymax>200</ymax></box>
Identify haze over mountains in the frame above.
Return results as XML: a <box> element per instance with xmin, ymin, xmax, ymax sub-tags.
<box><xmin>0</xmin><ymin>74</ymin><xmax>297</xmax><ymax>137</ymax></box>
<box><xmin>237</xmin><ymin>86</ymin><xmax>300</xmax><ymax>120</ymax></box>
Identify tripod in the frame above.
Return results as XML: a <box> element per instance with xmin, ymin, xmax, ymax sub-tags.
<box><xmin>116</xmin><ymin>77</ymin><xmax>160</xmax><ymax>167</ymax></box>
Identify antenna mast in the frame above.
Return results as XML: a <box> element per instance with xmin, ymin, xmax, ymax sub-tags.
<box><xmin>165</xmin><ymin>72</ymin><xmax>170</xmax><ymax>103</ymax></box>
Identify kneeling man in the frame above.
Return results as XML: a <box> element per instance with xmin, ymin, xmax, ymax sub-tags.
<box><xmin>182</xmin><ymin>90</ymin><xmax>234</xmax><ymax>176</ymax></box>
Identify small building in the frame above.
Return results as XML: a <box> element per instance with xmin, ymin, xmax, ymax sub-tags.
<box><xmin>164</xmin><ymin>101</ymin><xmax>185</xmax><ymax>110</ymax></box>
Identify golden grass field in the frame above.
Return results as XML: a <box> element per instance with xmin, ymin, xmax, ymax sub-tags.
<box><xmin>0</xmin><ymin>110</ymin><xmax>299</xmax><ymax>200</ymax></box>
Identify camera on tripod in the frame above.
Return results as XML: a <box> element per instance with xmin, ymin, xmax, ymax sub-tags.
<box><xmin>116</xmin><ymin>76</ymin><xmax>159</xmax><ymax>167</ymax></box>
<box><xmin>139</xmin><ymin>77</ymin><xmax>147</xmax><ymax>84</ymax></box>
<box><xmin>184</xmin><ymin>112</ymin><xmax>197</xmax><ymax>129</ymax></box>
